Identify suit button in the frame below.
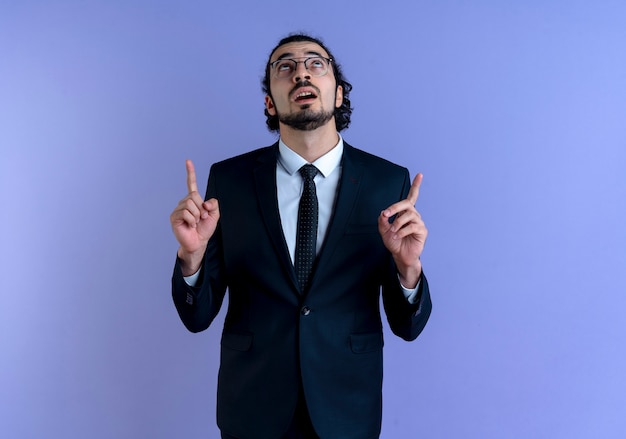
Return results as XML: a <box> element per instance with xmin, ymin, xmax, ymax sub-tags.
<box><xmin>301</xmin><ymin>306</ymin><xmax>311</xmax><ymax>316</ymax></box>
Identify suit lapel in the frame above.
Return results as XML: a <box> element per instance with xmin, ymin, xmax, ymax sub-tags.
<box><xmin>310</xmin><ymin>144</ymin><xmax>364</xmax><ymax>290</ymax></box>
<box><xmin>253</xmin><ymin>144</ymin><xmax>300</xmax><ymax>292</ymax></box>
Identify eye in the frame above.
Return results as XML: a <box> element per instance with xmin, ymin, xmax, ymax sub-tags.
<box><xmin>276</xmin><ymin>61</ymin><xmax>294</xmax><ymax>72</ymax></box>
<box><xmin>310</xmin><ymin>59</ymin><xmax>324</xmax><ymax>68</ymax></box>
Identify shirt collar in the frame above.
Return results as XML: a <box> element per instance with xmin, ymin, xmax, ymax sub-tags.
<box><xmin>278</xmin><ymin>134</ymin><xmax>344</xmax><ymax>178</ymax></box>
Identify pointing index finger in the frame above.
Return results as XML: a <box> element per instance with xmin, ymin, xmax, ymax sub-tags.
<box><xmin>406</xmin><ymin>173</ymin><xmax>423</xmax><ymax>205</ymax></box>
<box><xmin>186</xmin><ymin>159</ymin><xmax>198</xmax><ymax>194</ymax></box>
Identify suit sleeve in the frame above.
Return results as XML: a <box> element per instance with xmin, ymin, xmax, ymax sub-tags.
<box><xmin>171</xmin><ymin>165</ymin><xmax>228</xmax><ymax>333</ymax></box>
<box><xmin>380</xmin><ymin>169</ymin><xmax>432</xmax><ymax>341</ymax></box>
<box><xmin>382</xmin><ymin>269</ymin><xmax>432</xmax><ymax>341</ymax></box>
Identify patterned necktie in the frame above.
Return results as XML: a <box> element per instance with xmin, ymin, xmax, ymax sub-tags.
<box><xmin>295</xmin><ymin>164</ymin><xmax>319</xmax><ymax>293</ymax></box>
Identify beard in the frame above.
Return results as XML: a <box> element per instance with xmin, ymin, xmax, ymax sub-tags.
<box><xmin>277</xmin><ymin>106</ymin><xmax>335</xmax><ymax>131</ymax></box>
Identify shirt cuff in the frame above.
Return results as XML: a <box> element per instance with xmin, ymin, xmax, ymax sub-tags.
<box><xmin>399</xmin><ymin>275</ymin><xmax>421</xmax><ymax>304</ymax></box>
<box><xmin>183</xmin><ymin>268</ymin><xmax>201</xmax><ymax>287</ymax></box>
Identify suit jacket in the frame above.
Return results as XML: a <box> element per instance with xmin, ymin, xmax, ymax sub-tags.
<box><xmin>172</xmin><ymin>142</ymin><xmax>432</xmax><ymax>439</ymax></box>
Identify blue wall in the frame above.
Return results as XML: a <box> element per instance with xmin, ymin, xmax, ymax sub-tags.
<box><xmin>1</xmin><ymin>1</ymin><xmax>625</xmax><ymax>437</ymax></box>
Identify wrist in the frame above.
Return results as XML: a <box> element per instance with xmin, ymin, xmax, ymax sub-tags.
<box><xmin>397</xmin><ymin>261</ymin><xmax>422</xmax><ymax>289</ymax></box>
<box><xmin>177</xmin><ymin>248</ymin><xmax>204</xmax><ymax>276</ymax></box>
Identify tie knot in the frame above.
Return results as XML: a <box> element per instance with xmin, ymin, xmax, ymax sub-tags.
<box><xmin>299</xmin><ymin>164</ymin><xmax>318</xmax><ymax>182</ymax></box>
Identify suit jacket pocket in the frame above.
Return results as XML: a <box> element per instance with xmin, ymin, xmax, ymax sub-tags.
<box><xmin>221</xmin><ymin>331</ymin><xmax>253</xmax><ymax>351</ymax></box>
<box><xmin>350</xmin><ymin>332</ymin><xmax>384</xmax><ymax>353</ymax></box>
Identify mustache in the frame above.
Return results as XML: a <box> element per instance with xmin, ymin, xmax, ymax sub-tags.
<box><xmin>289</xmin><ymin>80</ymin><xmax>320</xmax><ymax>98</ymax></box>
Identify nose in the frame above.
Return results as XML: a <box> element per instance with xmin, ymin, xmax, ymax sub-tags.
<box><xmin>293</xmin><ymin>62</ymin><xmax>311</xmax><ymax>83</ymax></box>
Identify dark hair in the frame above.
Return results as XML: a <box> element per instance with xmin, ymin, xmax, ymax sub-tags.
<box><xmin>261</xmin><ymin>33</ymin><xmax>353</xmax><ymax>132</ymax></box>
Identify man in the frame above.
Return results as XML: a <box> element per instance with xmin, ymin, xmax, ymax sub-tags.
<box><xmin>170</xmin><ymin>34</ymin><xmax>432</xmax><ymax>439</ymax></box>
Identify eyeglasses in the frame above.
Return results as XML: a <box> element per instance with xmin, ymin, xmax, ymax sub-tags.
<box><xmin>269</xmin><ymin>56</ymin><xmax>333</xmax><ymax>79</ymax></box>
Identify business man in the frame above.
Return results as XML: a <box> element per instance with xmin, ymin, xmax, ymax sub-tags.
<box><xmin>170</xmin><ymin>34</ymin><xmax>432</xmax><ymax>439</ymax></box>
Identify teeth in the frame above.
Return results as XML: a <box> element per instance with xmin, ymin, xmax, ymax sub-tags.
<box><xmin>296</xmin><ymin>92</ymin><xmax>313</xmax><ymax>98</ymax></box>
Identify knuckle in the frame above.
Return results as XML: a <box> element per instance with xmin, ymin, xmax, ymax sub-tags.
<box><xmin>184</xmin><ymin>198</ymin><xmax>197</xmax><ymax>209</ymax></box>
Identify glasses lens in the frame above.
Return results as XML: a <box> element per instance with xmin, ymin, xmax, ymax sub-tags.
<box><xmin>305</xmin><ymin>57</ymin><xmax>329</xmax><ymax>77</ymax></box>
<box><xmin>274</xmin><ymin>60</ymin><xmax>296</xmax><ymax>78</ymax></box>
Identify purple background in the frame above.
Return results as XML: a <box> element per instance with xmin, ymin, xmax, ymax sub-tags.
<box><xmin>2</xmin><ymin>1</ymin><xmax>625</xmax><ymax>438</ymax></box>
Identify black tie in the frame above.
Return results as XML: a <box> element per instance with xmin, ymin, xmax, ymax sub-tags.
<box><xmin>295</xmin><ymin>164</ymin><xmax>319</xmax><ymax>293</ymax></box>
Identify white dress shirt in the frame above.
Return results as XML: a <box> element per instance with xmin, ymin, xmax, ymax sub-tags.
<box><xmin>276</xmin><ymin>136</ymin><xmax>342</xmax><ymax>263</ymax></box>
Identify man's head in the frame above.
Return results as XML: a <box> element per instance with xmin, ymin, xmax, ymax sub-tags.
<box><xmin>262</xmin><ymin>34</ymin><xmax>353</xmax><ymax>133</ymax></box>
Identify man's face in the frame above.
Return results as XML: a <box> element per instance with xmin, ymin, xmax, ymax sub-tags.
<box><xmin>265</xmin><ymin>41</ymin><xmax>343</xmax><ymax>131</ymax></box>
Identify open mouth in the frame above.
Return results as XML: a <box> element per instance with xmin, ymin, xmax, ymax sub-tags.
<box><xmin>292</xmin><ymin>87</ymin><xmax>318</xmax><ymax>103</ymax></box>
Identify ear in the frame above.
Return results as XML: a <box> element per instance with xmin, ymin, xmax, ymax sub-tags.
<box><xmin>265</xmin><ymin>95</ymin><xmax>276</xmax><ymax>116</ymax></box>
<box><xmin>335</xmin><ymin>85</ymin><xmax>343</xmax><ymax>108</ymax></box>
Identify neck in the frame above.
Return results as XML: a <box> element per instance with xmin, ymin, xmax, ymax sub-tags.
<box><xmin>279</xmin><ymin>121</ymin><xmax>339</xmax><ymax>163</ymax></box>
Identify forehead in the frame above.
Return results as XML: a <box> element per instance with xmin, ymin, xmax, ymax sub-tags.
<box><xmin>270</xmin><ymin>42</ymin><xmax>330</xmax><ymax>62</ymax></box>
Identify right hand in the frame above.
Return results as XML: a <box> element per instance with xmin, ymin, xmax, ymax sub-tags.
<box><xmin>170</xmin><ymin>160</ymin><xmax>220</xmax><ymax>275</ymax></box>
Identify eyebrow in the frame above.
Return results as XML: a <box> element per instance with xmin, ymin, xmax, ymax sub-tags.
<box><xmin>273</xmin><ymin>50</ymin><xmax>326</xmax><ymax>61</ymax></box>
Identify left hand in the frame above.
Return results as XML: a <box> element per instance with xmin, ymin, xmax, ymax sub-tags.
<box><xmin>378</xmin><ymin>173</ymin><xmax>428</xmax><ymax>288</ymax></box>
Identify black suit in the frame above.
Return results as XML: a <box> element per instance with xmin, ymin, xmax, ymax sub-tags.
<box><xmin>172</xmin><ymin>142</ymin><xmax>432</xmax><ymax>439</ymax></box>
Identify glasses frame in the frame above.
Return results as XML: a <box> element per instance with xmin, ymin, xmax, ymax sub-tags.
<box><xmin>269</xmin><ymin>56</ymin><xmax>333</xmax><ymax>79</ymax></box>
